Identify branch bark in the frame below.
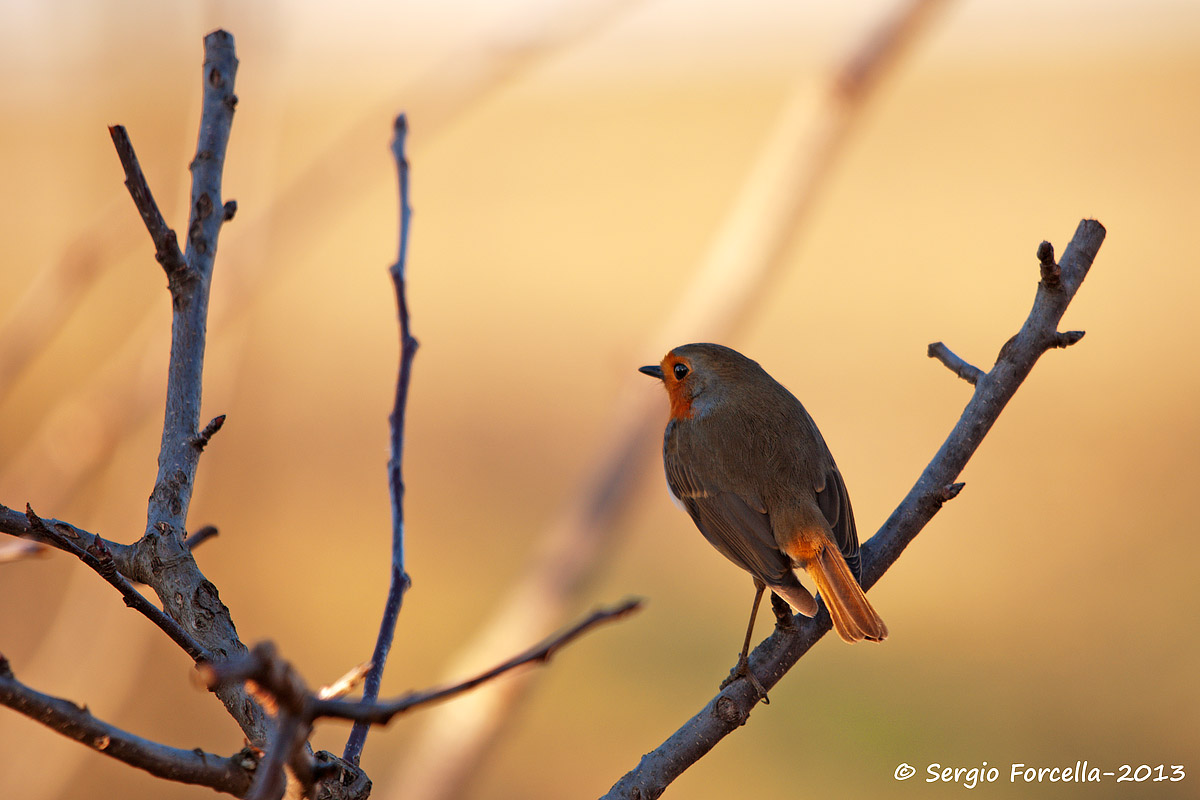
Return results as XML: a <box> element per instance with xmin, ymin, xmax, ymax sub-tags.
<box><xmin>22</xmin><ymin>505</ymin><xmax>209</xmax><ymax>661</ymax></box>
<box><xmin>343</xmin><ymin>113</ymin><xmax>417</xmax><ymax>766</ymax></box>
<box><xmin>602</xmin><ymin>218</ymin><xmax>1106</xmax><ymax>799</ymax></box>
<box><xmin>0</xmin><ymin>502</ymin><xmax>141</xmax><ymax>577</ymax></box>
<box><xmin>0</xmin><ymin>657</ymin><xmax>255</xmax><ymax>796</ymax></box>
<box><xmin>105</xmin><ymin>29</ymin><xmax>272</xmax><ymax>745</ymax></box>
<box><xmin>200</xmin><ymin>600</ymin><xmax>640</xmax><ymax>799</ymax></box>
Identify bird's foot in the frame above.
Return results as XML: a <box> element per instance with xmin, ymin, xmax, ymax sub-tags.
<box><xmin>720</xmin><ymin>653</ymin><xmax>769</xmax><ymax>704</ymax></box>
<box><xmin>770</xmin><ymin>592</ymin><xmax>796</xmax><ymax>631</ymax></box>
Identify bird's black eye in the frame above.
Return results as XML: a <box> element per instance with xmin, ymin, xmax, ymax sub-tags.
<box><xmin>673</xmin><ymin>363</ymin><xmax>689</xmax><ymax>380</ymax></box>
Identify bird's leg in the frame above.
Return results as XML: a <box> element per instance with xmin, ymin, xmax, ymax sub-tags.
<box><xmin>770</xmin><ymin>590</ymin><xmax>796</xmax><ymax>631</ymax></box>
<box><xmin>720</xmin><ymin>579</ymin><xmax>769</xmax><ymax>703</ymax></box>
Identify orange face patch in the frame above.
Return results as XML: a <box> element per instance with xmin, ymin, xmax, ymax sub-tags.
<box><xmin>662</xmin><ymin>354</ymin><xmax>695</xmax><ymax>420</ymax></box>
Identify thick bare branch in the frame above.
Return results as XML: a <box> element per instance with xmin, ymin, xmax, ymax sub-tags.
<box><xmin>343</xmin><ymin>113</ymin><xmax>417</xmax><ymax>765</ymax></box>
<box><xmin>603</xmin><ymin>219</ymin><xmax>1106</xmax><ymax>799</ymax></box>
<box><xmin>0</xmin><ymin>656</ymin><xmax>254</xmax><ymax>796</ymax></box>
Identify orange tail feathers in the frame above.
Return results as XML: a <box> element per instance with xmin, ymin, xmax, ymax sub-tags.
<box><xmin>805</xmin><ymin>547</ymin><xmax>888</xmax><ymax>643</ymax></box>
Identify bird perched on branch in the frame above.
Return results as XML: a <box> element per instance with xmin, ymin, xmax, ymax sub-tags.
<box><xmin>640</xmin><ymin>343</ymin><xmax>886</xmax><ymax>685</ymax></box>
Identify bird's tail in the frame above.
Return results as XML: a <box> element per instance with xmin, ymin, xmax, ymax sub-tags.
<box><xmin>804</xmin><ymin>547</ymin><xmax>888</xmax><ymax>643</ymax></box>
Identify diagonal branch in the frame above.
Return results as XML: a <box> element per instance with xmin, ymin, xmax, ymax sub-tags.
<box><xmin>318</xmin><ymin>598</ymin><xmax>642</xmax><ymax>725</ymax></box>
<box><xmin>343</xmin><ymin>113</ymin><xmax>417</xmax><ymax>766</ymax></box>
<box><xmin>108</xmin><ymin>125</ymin><xmax>188</xmax><ymax>280</ymax></box>
<box><xmin>0</xmin><ymin>656</ymin><xmax>254</xmax><ymax>796</ymax></box>
<box><xmin>0</xmin><ymin>502</ymin><xmax>142</xmax><ymax>578</ymax></box>
<box><xmin>602</xmin><ymin>219</ymin><xmax>1106</xmax><ymax>799</ymax></box>
<box><xmin>22</xmin><ymin>505</ymin><xmax>209</xmax><ymax>662</ymax></box>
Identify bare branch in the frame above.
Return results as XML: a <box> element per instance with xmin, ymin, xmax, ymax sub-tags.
<box><xmin>344</xmin><ymin>113</ymin><xmax>417</xmax><ymax>765</ymax></box>
<box><xmin>104</xmin><ymin>29</ymin><xmax>272</xmax><ymax>746</ymax></box>
<box><xmin>318</xmin><ymin>598</ymin><xmax>642</xmax><ymax>725</ymax></box>
<box><xmin>23</xmin><ymin>505</ymin><xmax>209</xmax><ymax>662</ymax></box>
<box><xmin>140</xmin><ymin>29</ymin><xmax>237</xmax><ymax>543</ymax></box>
<box><xmin>602</xmin><ymin>219</ymin><xmax>1106</xmax><ymax>799</ymax></box>
<box><xmin>0</xmin><ymin>656</ymin><xmax>254</xmax><ymax>796</ymax></box>
<box><xmin>204</xmin><ymin>600</ymin><xmax>640</xmax><ymax>729</ymax></box>
<box><xmin>202</xmin><ymin>600</ymin><xmax>637</xmax><ymax>798</ymax></box>
<box><xmin>108</xmin><ymin>125</ymin><xmax>189</xmax><ymax>280</ymax></box>
<box><xmin>186</xmin><ymin>524</ymin><xmax>220</xmax><ymax>550</ymax></box>
<box><xmin>928</xmin><ymin>341</ymin><xmax>984</xmax><ymax>384</ymax></box>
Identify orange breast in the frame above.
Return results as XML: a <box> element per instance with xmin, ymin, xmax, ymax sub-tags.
<box><xmin>665</xmin><ymin>381</ymin><xmax>694</xmax><ymax>420</ymax></box>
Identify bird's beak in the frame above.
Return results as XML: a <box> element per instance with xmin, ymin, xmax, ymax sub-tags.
<box><xmin>638</xmin><ymin>364</ymin><xmax>664</xmax><ymax>380</ymax></box>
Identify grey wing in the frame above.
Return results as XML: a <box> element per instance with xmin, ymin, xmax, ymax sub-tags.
<box><xmin>666</xmin><ymin>457</ymin><xmax>794</xmax><ymax>587</ymax></box>
<box><xmin>814</xmin><ymin>466</ymin><xmax>862</xmax><ymax>583</ymax></box>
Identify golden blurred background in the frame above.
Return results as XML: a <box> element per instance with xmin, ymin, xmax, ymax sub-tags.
<box><xmin>1</xmin><ymin>0</ymin><xmax>1198</xmax><ymax>798</ymax></box>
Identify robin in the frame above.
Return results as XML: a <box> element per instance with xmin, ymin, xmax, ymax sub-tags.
<box><xmin>640</xmin><ymin>343</ymin><xmax>886</xmax><ymax>685</ymax></box>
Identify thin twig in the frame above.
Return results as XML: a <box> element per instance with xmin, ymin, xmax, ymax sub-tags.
<box><xmin>185</xmin><ymin>524</ymin><xmax>219</xmax><ymax>550</ymax></box>
<box><xmin>0</xmin><ymin>657</ymin><xmax>254</xmax><ymax>795</ymax></box>
<box><xmin>928</xmin><ymin>341</ymin><xmax>985</xmax><ymax>384</ymax></box>
<box><xmin>202</xmin><ymin>600</ymin><xmax>639</xmax><ymax>797</ymax></box>
<box><xmin>319</xmin><ymin>598</ymin><xmax>642</xmax><ymax>725</ymax></box>
<box><xmin>108</xmin><ymin>126</ymin><xmax>189</xmax><ymax>280</ymax></box>
<box><xmin>602</xmin><ymin>219</ymin><xmax>1106</xmax><ymax>799</ymax></box>
<box><xmin>23</xmin><ymin>505</ymin><xmax>209</xmax><ymax>662</ymax></box>
<box><xmin>343</xmin><ymin>113</ymin><xmax>418</xmax><ymax>765</ymax></box>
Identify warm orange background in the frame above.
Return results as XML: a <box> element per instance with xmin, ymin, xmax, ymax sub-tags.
<box><xmin>1</xmin><ymin>2</ymin><xmax>1198</xmax><ymax>799</ymax></box>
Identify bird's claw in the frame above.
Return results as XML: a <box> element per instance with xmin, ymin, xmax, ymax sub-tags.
<box><xmin>720</xmin><ymin>653</ymin><xmax>769</xmax><ymax>704</ymax></box>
